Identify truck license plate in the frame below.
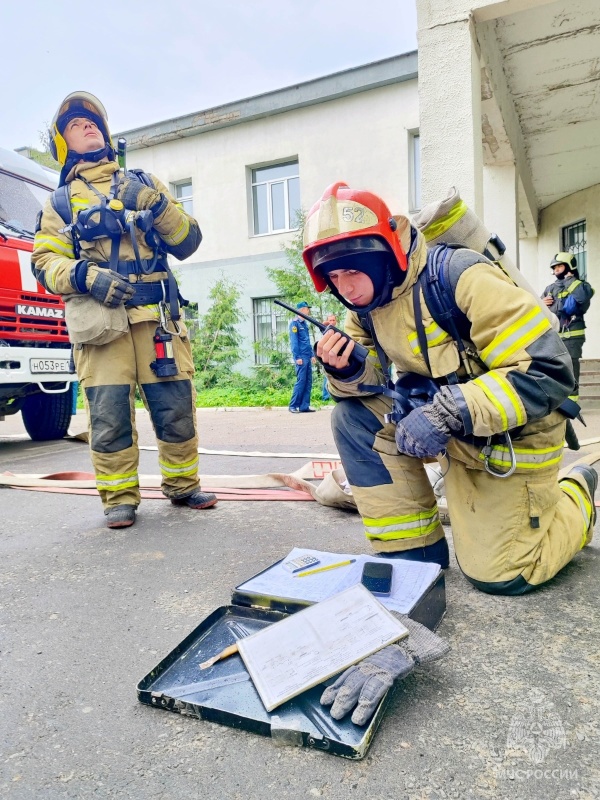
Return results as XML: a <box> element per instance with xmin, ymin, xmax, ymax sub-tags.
<box><xmin>30</xmin><ymin>358</ymin><xmax>70</xmax><ymax>374</ymax></box>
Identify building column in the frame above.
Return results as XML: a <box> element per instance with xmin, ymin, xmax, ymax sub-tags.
<box><xmin>417</xmin><ymin>17</ymin><xmax>483</xmax><ymax>215</ymax></box>
<box><xmin>483</xmin><ymin>163</ymin><xmax>519</xmax><ymax>267</ymax></box>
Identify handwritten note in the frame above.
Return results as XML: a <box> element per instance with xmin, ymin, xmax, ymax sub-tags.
<box><xmin>237</xmin><ymin>583</ymin><xmax>408</xmax><ymax>712</ymax></box>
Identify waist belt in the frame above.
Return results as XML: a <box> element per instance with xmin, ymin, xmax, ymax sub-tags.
<box><xmin>97</xmin><ymin>258</ymin><xmax>168</xmax><ymax>277</ymax></box>
<box><xmin>96</xmin><ymin>259</ymin><xmax>183</xmax><ymax>320</ymax></box>
<box><xmin>125</xmin><ymin>281</ymin><xmax>168</xmax><ymax>307</ymax></box>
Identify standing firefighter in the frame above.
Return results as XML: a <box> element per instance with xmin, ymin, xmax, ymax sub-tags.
<box><xmin>303</xmin><ymin>182</ymin><xmax>596</xmax><ymax>594</ymax></box>
<box><xmin>32</xmin><ymin>91</ymin><xmax>217</xmax><ymax>528</ymax></box>
<box><xmin>542</xmin><ymin>252</ymin><xmax>594</xmax><ymax>399</ymax></box>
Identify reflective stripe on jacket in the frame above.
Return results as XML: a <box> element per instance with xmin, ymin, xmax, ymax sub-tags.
<box><xmin>31</xmin><ymin>161</ymin><xmax>201</xmax><ymax>325</ymax></box>
<box><xmin>326</xmin><ymin>219</ymin><xmax>574</xmax><ymax>465</ymax></box>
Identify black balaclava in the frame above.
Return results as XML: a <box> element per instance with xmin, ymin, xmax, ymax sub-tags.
<box><xmin>552</xmin><ymin>264</ymin><xmax>568</xmax><ymax>281</ymax></box>
<box><xmin>312</xmin><ymin>236</ymin><xmax>406</xmax><ymax>314</ymax></box>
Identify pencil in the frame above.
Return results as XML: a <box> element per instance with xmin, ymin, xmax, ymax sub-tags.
<box><xmin>199</xmin><ymin>643</ymin><xmax>238</xmax><ymax>670</ymax></box>
<box><xmin>294</xmin><ymin>558</ymin><xmax>356</xmax><ymax>577</ymax></box>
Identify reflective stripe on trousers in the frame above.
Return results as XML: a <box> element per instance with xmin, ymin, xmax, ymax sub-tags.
<box><xmin>331</xmin><ymin>396</ymin><xmax>445</xmax><ymax>552</ymax></box>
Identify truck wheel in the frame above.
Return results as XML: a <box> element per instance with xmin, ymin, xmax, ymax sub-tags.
<box><xmin>21</xmin><ymin>390</ymin><xmax>73</xmax><ymax>441</ymax></box>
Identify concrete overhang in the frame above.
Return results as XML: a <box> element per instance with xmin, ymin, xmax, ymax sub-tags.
<box><xmin>474</xmin><ymin>0</ymin><xmax>600</xmax><ymax>222</ymax></box>
<box><xmin>116</xmin><ymin>52</ymin><xmax>418</xmax><ymax>151</ymax></box>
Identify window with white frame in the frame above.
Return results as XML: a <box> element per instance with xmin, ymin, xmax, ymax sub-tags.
<box><xmin>251</xmin><ymin>161</ymin><xmax>300</xmax><ymax>235</ymax></box>
<box><xmin>253</xmin><ymin>297</ymin><xmax>288</xmax><ymax>364</ymax></box>
<box><xmin>172</xmin><ymin>180</ymin><xmax>193</xmax><ymax>215</ymax></box>
<box><xmin>409</xmin><ymin>131</ymin><xmax>421</xmax><ymax>212</ymax></box>
<box><xmin>562</xmin><ymin>220</ymin><xmax>587</xmax><ymax>279</ymax></box>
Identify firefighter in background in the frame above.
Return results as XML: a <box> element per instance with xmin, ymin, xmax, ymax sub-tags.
<box><xmin>303</xmin><ymin>182</ymin><xmax>596</xmax><ymax>594</ymax></box>
<box><xmin>32</xmin><ymin>92</ymin><xmax>217</xmax><ymax>529</ymax></box>
<box><xmin>542</xmin><ymin>252</ymin><xmax>594</xmax><ymax>398</ymax></box>
<box><xmin>288</xmin><ymin>301</ymin><xmax>316</xmax><ymax>413</ymax></box>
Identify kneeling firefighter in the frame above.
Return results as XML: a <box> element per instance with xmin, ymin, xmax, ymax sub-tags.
<box><xmin>32</xmin><ymin>91</ymin><xmax>217</xmax><ymax>528</ymax></box>
<box><xmin>303</xmin><ymin>182</ymin><xmax>597</xmax><ymax>594</ymax></box>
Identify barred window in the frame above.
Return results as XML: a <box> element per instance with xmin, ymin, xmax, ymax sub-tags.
<box><xmin>253</xmin><ymin>297</ymin><xmax>288</xmax><ymax>364</ymax></box>
<box><xmin>562</xmin><ymin>220</ymin><xmax>587</xmax><ymax>279</ymax></box>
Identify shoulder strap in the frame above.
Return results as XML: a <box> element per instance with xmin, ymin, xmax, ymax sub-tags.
<box><xmin>415</xmin><ymin>244</ymin><xmax>486</xmax><ymax>381</ymax></box>
<box><xmin>50</xmin><ymin>184</ymin><xmax>72</xmax><ymax>227</ymax></box>
<box><xmin>49</xmin><ymin>184</ymin><xmax>81</xmax><ymax>259</ymax></box>
<box><xmin>419</xmin><ymin>244</ymin><xmax>471</xmax><ymax>342</ymax></box>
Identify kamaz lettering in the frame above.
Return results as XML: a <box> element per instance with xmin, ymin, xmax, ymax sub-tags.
<box><xmin>16</xmin><ymin>304</ymin><xmax>65</xmax><ymax>319</ymax></box>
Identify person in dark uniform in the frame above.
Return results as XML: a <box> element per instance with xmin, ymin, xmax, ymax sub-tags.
<box><xmin>288</xmin><ymin>301</ymin><xmax>316</xmax><ymax>413</ymax></box>
<box><xmin>542</xmin><ymin>252</ymin><xmax>594</xmax><ymax>398</ymax></box>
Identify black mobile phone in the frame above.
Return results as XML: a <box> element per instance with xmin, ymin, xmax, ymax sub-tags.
<box><xmin>361</xmin><ymin>562</ymin><xmax>393</xmax><ymax>596</ymax></box>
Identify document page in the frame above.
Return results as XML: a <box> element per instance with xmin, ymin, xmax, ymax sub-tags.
<box><xmin>237</xmin><ymin>548</ymin><xmax>441</xmax><ymax>614</ymax></box>
<box><xmin>237</xmin><ymin>583</ymin><xmax>408</xmax><ymax>712</ymax></box>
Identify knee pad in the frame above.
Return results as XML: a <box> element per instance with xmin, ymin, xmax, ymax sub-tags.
<box><xmin>142</xmin><ymin>380</ymin><xmax>196</xmax><ymax>443</ymax></box>
<box><xmin>86</xmin><ymin>384</ymin><xmax>132</xmax><ymax>453</ymax></box>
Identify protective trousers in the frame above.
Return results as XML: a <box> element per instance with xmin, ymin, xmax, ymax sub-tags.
<box><xmin>563</xmin><ymin>336</ymin><xmax>584</xmax><ymax>397</ymax></box>
<box><xmin>74</xmin><ymin>320</ymin><xmax>200</xmax><ymax>508</ymax></box>
<box><xmin>331</xmin><ymin>395</ymin><xmax>594</xmax><ymax>594</ymax></box>
<box><xmin>289</xmin><ymin>361</ymin><xmax>313</xmax><ymax>411</ymax></box>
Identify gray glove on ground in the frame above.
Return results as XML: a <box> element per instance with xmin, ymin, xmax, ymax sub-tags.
<box><xmin>320</xmin><ymin>614</ymin><xmax>450</xmax><ymax>726</ymax></box>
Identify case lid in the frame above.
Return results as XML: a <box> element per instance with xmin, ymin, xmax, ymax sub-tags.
<box><xmin>137</xmin><ymin>604</ymin><xmax>392</xmax><ymax>759</ymax></box>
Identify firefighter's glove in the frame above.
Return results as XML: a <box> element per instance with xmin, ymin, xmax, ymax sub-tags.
<box><xmin>83</xmin><ymin>263</ymin><xmax>135</xmax><ymax>308</ymax></box>
<box><xmin>320</xmin><ymin>645</ymin><xmax>414</xmax><ymax>726</ymax></box>
<box><xmin>320</xmin><ymin>615</ymin><xmax>450</xmax><ymax>726</ymax></box>
<box><xmin>395</xmin><ymin>386</ymin><xmax>463</xmax><ymax>459</ymax></box>
<box><xmin>117</xmin><ymin>179</ymin><xmax>168</xmax><ymax>218</ymax></box>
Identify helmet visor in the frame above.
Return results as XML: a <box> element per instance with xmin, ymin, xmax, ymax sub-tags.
<box><xmin>312</xmin><ymin>235</ymin><xmax>392</xmax><ymax>271</ymax></box>
<box><xmin>54</xmin><ymin>92</ymin><xmax>109</xmax><ymax>134</ymax></box>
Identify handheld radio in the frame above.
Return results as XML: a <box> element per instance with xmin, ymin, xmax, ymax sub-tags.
<box><xmin>273</xmin><ymin>299</ymin><xmax>369</xmax><ymax>363</ymax></box>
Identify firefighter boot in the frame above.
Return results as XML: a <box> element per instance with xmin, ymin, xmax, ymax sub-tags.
<box><xmin>171</xmin><ymin>490</ymin><xmax>218</xmax><ymax>509</ymax></box>
<box><xmin>378</xmin><ymin>537</ymin><xmax>450</xmax><ymax>569</ymax></box>
<box><xmin>569</xmin><ymin>464</ymin><xmax>598</xmax><ymax>527</ymax></box>
<box><xmin>105</xmin><ymin>504</ymin><xmax>137</xmax><ymax>529</ymax></box>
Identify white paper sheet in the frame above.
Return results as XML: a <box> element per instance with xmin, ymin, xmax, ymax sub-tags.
<box><xmin>237</xmin><ymin>583</ymin><xmax>408</xmax><ymax>712</ymax></box>
<box><xmin>237</xmin><ymin>548</ymin><xmax>441</xmax><ymax>614</ymax></box>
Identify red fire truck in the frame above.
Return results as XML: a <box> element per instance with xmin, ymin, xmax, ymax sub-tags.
<box><xmin>0</xmin><ymin>147</ymin><xmax>75</xmax><ymax>440</ymax></box>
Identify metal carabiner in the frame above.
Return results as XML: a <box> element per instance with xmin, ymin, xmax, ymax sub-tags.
<box><xmin>482</xmin><ymin>432</ymin><xmax>517</xmax><ymax>479</ymax></box>
<box><xmin>158</xmin><ymin>284</ymin><xmax>181</xmax><ymax>336</ymax></box>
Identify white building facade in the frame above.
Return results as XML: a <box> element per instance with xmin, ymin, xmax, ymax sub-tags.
<box><xmin>118</xmin><ymin>5</ymin><xmax>600</xmax><ymax>368</ymax></box>
<box><xmin>117</xmin><ymin>54</ymin><xmax>420</xmax><ymax>371</ymax></box>
<box><xmin>417</xmin><ymin>0</ymin><xmax>600</xmax><ymax>356</ymax></box>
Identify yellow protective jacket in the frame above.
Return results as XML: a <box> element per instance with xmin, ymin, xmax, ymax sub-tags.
<box><xmin>326</xmin><ymin>217</ymin><xmax>575</xmax><ymax>470</ymax></box>
<box><xmin>31</xmin><ymin>160</ymin><xmax>200</xmax><ymax>325</ymax></box>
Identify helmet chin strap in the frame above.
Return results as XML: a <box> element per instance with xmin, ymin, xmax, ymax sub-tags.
<box><xmin>59</xmin><ymin>143</ymin><xmax>116</xmax><ymax>186</ymax></box>
<box><xmin>67</xmin><ymin>143</ymin><xmax>114</xmax><ymax>164</ymax></box>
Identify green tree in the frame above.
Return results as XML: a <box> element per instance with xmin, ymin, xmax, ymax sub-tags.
<box><xmin>191</xmin><ymin>275</ymin><xmax>246</xmax><ymax>388</ymax></box>
<box><xmin>20</xmin><ymin>146</ymin><xmax>60</xmax><ymax>171</ymax></box>
<box><xmin>266</xmin><ymin>211</ymin><xmax>344</xmax><ymax>325</ymax></box>
<box><xmin>29</xmin><ymin>125</ymin><xmax>61</xmax><ymax>170</ymax></box>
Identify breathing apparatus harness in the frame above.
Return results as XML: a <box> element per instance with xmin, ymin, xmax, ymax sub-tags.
<box><xmin>51</xmin><ymin>168</ymin><xmax>186</xmax><ymax>377</ymax></box>
<box><xmin>356</xmin><ymin>242</ymin><xmax>584</xmax><ymax>479</ymax></box>
<box><xmin>368</xmin><ymin>242</ymin><xmax>583</xmax><ymax>476</ymax></box>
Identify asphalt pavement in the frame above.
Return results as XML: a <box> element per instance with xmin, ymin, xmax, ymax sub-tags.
<box><xmin>0</xmin><ymin>407</ymin><xmax>599</xmax><ymax>800</ymax></box>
